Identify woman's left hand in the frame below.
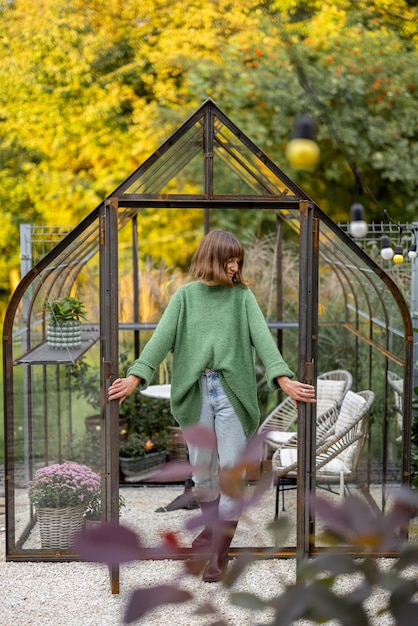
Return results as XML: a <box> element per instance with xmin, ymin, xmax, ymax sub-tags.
<box><xmin>276</xmin><ymin>376</ymin><xmax>316</xmax><ymax>408</ymax></box>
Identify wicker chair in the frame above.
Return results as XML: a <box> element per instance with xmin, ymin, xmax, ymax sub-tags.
<box><xmin>271</xmin><ymin>389</ymin><xmax>375</xmax><ymax>519</ymax></box>
<box><xmin>258</xmin><ymin>369</ymin><xmax>353</xmax><ymax>452</ymax></box>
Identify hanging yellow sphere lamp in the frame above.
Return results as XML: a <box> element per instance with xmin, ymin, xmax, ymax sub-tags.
<box><xmin>286</xmin><ymin>114</ymin><xmax>320</xmax><ymax>169</ymax></box>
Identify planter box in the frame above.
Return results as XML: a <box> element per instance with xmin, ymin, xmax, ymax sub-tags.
<box><xmin>167</xmin><ymin>426</ymin><xmax>188</xmax><ymax>462</ymax></box>
<box><xmin>119</xmin><ymin>451</ymin><xmax>167</xmax><ymax>477</ymax></box>
<box><xmin>84</xmin><ymin>518</ymin><xmax>102</xmax><ymax>530</ymax></box>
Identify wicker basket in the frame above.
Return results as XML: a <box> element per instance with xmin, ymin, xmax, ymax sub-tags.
<box><xmin>37</xmin><ymin>504</ymin><xmax>85</xmax><ymax>550</ymax></box>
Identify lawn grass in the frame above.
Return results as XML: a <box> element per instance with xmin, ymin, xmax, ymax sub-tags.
<box><xmin>1</xmin><ymin>362</ymin><xmax>97</xmax><ymax>466</ymax></box>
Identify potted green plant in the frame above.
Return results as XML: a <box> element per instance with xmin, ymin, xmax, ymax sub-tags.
<box><xmin>28</xmin><ymin>462</ymin><xmax>101</xmax><ymax>549</ymax></box>
<box><xmin>64</xmin><ymin>430</ymin><xmax>102</xmax><ymax>473</ymax></box>
<box><xmin>69</xmin><ymin>358</ymin><xmax>129</xmax><ymax>438</ymax></box>
<box><xmin>84</xmin><ymin>493</ymin><xmax>126</xmax><ymax>527</ymax></box>
<box><xmin>44</xmin><ymin>296</ymin><xmax>87</xmax><ymax>349</ymax></box>
<box><xmin>71</xmin><ymin>353</ymin><xmax>180</xmax><ymax>477</ymax></box>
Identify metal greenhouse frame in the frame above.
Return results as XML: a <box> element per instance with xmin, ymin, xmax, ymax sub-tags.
<box><xmin>3</xmin><ymin>99</ymin><xmax>413</xmax><ymax>593</ymax></box>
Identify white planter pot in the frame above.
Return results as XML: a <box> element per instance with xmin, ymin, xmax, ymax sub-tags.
<box><xmin>47</xmin><ymin>320</ymin><xmax>82</xmax><ymax>350</ymax></box>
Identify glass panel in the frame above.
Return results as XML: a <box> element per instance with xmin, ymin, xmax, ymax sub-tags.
<box><xmin>311</xmin><ymin>216</ymin><xmax>407</xmax><ymax>549</ymax></box>
<box><xmin>264</xmin><ymin>210</ymin><xmax>410</xmax><ymax>552</ymax></box>
<box><xmin>120</xmin><ymin>113</ymin><xmax>300</xmax><ymax>199</ymax></box>
<box><xmin>6</xmin><ymin>217</ymin><xmax>105</xmax><ymax>555</ymax></box>
<box><xmin>122</xmin><ymin>122</ymin><xmax>204</xmax><ymax>195</ymax></box>
<box><xmin>213</xmin><ymin>122</ymin><xmax>292</xmax><ymax>196</ymax></box>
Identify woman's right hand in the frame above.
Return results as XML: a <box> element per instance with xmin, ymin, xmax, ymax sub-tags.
<box><xmin>108</xmin><ymin>375</ymin><xmax>141</xmax><ymax>405</ymax></box>
<box><xmin>276</xmin><ymin>375</ymin><xmax>316</xmax><ymax>409</ymax></box>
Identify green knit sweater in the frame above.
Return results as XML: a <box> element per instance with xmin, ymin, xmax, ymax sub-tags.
<box><xmin>127</xmin><ymin>281</ymin><xmax>294</xmax><ymax>437</ymax></box>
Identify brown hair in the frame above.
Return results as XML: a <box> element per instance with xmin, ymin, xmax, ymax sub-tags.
<box><xmin>189</xmin><ymin>230</ymin><xmax>246</xmax><ymax>287</ymax></box>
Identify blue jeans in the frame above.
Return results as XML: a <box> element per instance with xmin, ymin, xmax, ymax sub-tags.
<box><xmin>187</xmin><ymin>369</ymin><xmax>248</xmax><ymax>521</ymax></box>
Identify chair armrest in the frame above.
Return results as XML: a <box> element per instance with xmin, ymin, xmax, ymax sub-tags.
<box><xmin>258</xmin><ymin>395</ymin><xmax>298</xmax><ymax>434</ymax></box>
<box><xmin>315</xmin><ymin>431</ymin><xmax>362</xmax><ymax>470</ymax></box>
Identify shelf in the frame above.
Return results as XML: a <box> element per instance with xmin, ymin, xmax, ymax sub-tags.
<box><xmin>13</xmin><ymin>320</ymin><xmax>296</xmax><ymax>366</ymax></box>
<box><xmin>118</xmin><ymin>321</ymin><xmax>298</xmax><ymax>331</ymax></box>
<box><xmin>14</xmin><ymin>326</ymin><xmax>99</xmax><ymax>365</ymax></box>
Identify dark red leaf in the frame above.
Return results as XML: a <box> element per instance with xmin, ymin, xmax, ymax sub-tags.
<box><xmin>74</xmin><ymin>522</ymin><xmax>143</xmax><ymax>565</ymax></box>
<box><xmin>183</xmin><ymin>424</ymin><xmax>216</xmax><ymax>449</ymax></box>
<box><xmin>124</xmin><ymin>584</ymin><xmax>192</xmax><ymax>624</ymax></box>
<box><xmin>240</xmin><ymin>432</ymin><xmax>265</xmax><ymax>465</ymax></box>
<box><xmin>183</xmin><ymin>555</ymin><xmax>209</xmax><ymax>577</ymax></box>
<box><xmin>310</xmin><ymin>494</ymin><xmax>377</xmax><ymax>537</ymax></box>
<box><xmin>150</xmin><ymin>461</ymin><xmax>192</xmax><ymax>482</ymax></box>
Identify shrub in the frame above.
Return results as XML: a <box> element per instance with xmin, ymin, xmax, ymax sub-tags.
<box><xmin>28</xmin><ymin>462</ymin><xmax>101</xmax><ymax>509</ymax></box>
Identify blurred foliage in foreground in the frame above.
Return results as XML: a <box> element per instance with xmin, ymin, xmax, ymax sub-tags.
<box><xmin>75</xmin><ymin>426</ymin><xmax>418</xmax><ymax>625</ymax></box>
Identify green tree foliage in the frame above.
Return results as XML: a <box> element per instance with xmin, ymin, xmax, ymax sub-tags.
<box><xmin>185</xmin><ymin>0</ymin><xmax>418</xmax><ymax>220</ymax></box>
<box><xmin>0</xmin><ymin>0</ymin><xmax>418</xmax><ymax>293</ymax></box>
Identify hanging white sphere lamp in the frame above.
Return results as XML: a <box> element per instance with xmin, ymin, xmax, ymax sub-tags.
<box><xmin>349</xmin><ymin>202</ymin><xmax>368</xmax><ymax>238</ymax></box>
<box><xmin>408</xmin><ymin>242</ymin><xmax>417</xmax><ymax>260</ymax></box>
<box><xmin>380</xmin><ymin>235</ymin><xmax>394</xmax><ymax>260</ymax></box>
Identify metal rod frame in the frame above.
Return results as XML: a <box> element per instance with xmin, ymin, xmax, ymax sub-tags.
<box><xmin>2</xmin><ymin>100</ymin><xmax>414</xmax><ymax>595</ymax></box>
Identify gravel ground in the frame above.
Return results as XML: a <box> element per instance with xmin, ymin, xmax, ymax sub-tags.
<box><xmin>1</xmin><ymin>485</ymin><xmax>417</xmax><ymax>625</ymax></box>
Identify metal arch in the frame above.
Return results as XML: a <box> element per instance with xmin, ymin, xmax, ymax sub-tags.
<box><xmin>281</xmin><ymin>203</ymin><xmax>413</xmax><ymax>521</ymax></box>
<box><xmin>316</xmin><ymin>231</ymin><xmax>397</xmax><ymax>510</ymax></box>
<box><xmin>318</xmin><ymin>209</ymin><xmax>414</xmax><ymax>496</ymax></box>
<box><xmin>321</xmin><ymin>238</ymin><xmax>388</xmax><ymax>372</ymax></box>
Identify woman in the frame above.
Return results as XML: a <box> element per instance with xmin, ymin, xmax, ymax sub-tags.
<box><xmin>108</xmin><ymin>230</ymin><xmax>315</xmax><ymax>582</ymax></box>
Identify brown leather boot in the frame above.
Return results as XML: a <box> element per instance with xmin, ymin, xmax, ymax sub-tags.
<box><xmin>191</xmin><ymin>497</ymin><xmax>219</xmax><ymax>551</ymax></box>
<box><xmin>202</xmin><ymin>520</ymin><xmax>238</xmax><ymax>583</ymax></box>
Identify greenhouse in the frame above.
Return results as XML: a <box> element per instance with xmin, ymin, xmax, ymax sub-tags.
<box><xmin>2</xmin><ymin>99</ymin><xmax>414</xmax><ymax>592</ymax></box>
